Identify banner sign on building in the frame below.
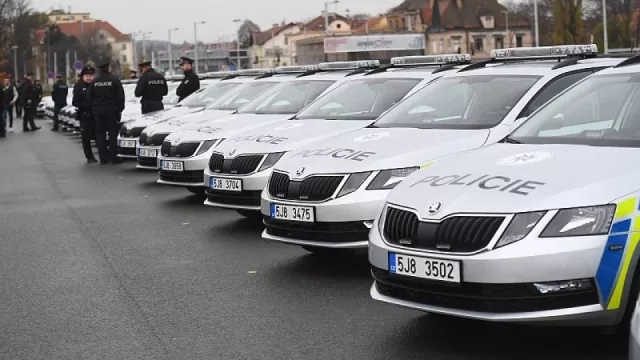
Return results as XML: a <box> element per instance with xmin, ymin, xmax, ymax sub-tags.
<box><xmin>324</xmin><ymin>34</ymin><xmax>425</xmax><ymax>53</ymax></box>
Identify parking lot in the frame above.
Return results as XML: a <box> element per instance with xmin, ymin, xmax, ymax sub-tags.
<box><xmin>0</xmin><ymin>126</ymin><xmax>627</xmax><ymax>359</ymax></box>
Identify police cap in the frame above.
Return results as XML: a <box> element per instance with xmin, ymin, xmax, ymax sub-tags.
<box><xmin>80</xmin><ymin>65</ymin><xmax>96</xmax><ymax>76</ymax></box>
<box><xmin>130</xmin><ymin>69</ymin><xmax>137</xmax><ymax>74</ymax></box>
<box><xmin>179</xmin><ymin>57</ymin><xmax>194</xmax><ymax>65</ymax></box>
<box><xmin>56</xmin><ymin>74</ymin><xmax>63</xmax><ymax>78</ymax></box>
<box><xmin>97</xmin><ymin>59</ymin><xmax>111</xmax><ymax>69</ymax></box>
<box><xmin>138</xmin><ymin>61</ymin><xmax>152</xmax><ymax>68</ymax></box>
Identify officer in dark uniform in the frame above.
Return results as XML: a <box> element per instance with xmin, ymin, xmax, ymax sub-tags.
<box><xmin>51</xmin><ymin>74</ymin><xmax>69</xmax><ymax>131</ymax></box>
<box><xmin>20</xmin><ymin>72</ymin><xmax>39</xmax><ymax>132</ymax></box>
<box><xmin>34</xmin><ymin>79</ymin><xmax>43</xmax><ymax>106</ymax></box>
<box><xmin>130</xmin><ymin>70</ymin><xmax>137</xmax><ymax>79</ymax></box>
<box><xmin>134</xmin><ymin>60</ymin><xmax>168</xmax><ymax>114</ymax></box>
<box><xmin>176</xmin><ymin>57</ymin><xmax>199</xmax><ymax>102</ymax></box>
<box><xmin>73</xmin><ymin>66</ymin><xmax>97</xmax><ymax>163</ymax></box>
<box><xmin>87</xmin><ymin>59</ymin><xmax>125</xmax><ymax>164</ymax></box>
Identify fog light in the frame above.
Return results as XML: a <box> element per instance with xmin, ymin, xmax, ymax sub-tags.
<box><xmin>363</xmin><ymin>220</ymin><xmax>374</xmax><ymax>229</ymax></box>
<box><xmin>533</xmin><ymin>279</ymin><xmax>592</xmax><ymax>294</ymax></box>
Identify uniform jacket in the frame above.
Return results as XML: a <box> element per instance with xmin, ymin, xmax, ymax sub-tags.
<box><xmin>52</xmin><ymin>80</ymin><xmax>69</xmax><ymax>108</ymax></box>
<box><xmin>134</xmin><ymin>68</ymin><xmax>168</xmax><ymax>102</ymax></box>
<box><xmin>72</xmin><ymin>81</ymin><xmax>91</xmax><ymax>119</ymax></box>
<box><xmin>87</xmin><ymin>71</ymin><xmax>125</xmax><ymax>116</ymax></box>
<box><xmin>176</xmin><ymin>70</ymin><xmax>200</xmax><ymax>102</ymax></box>
<box><xmin>18</xmin><ymin>80</ymin><xmax>38</xmax><ymax>107</ymax></box>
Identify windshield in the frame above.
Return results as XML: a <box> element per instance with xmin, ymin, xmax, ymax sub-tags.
<box><xmin>237</xmin><ymin>80</ymin><xmax>335</xmax><ymax>114</ymax></box>
<box><xmin>207</xmin><ymin>82</ymin><xmax>278</xmax><ymax>111</ymax></box>
<box><xmin>294</xmin><ymin>78</ymin><xmax>421</xmax><ymax>120</ymax></box>
<box><xmin>163</xmin><ymin>82</ymin><xmax>181</xmax><ymax>105</ymax></box>
<box><xmin>180</xmin><ymin>81</ymin><xmax>241</xmax><ymax>108</ymax></box>
<box><xmin>373</xmin><ymin>75</ymin><xmax>541</xmax><ymax>129</ymax></box>
<box><xmin>510</xmin><ymin>73</ymin><xmax>640</xmax><ymax>147</ymax></box>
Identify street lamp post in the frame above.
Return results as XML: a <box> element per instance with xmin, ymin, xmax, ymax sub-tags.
<box><xmin>603</xmin><ymin>0</ymin><xmax>608</xmax><ymax>53</ymax></box>
<box><xmin>193</xmin><ymin>21</ymin><xmax>206</xmax><ymax>72</ymax></box>
<box><xmin>168</xmin><ymin>28</ymin><xmax>179</xmax><ymax>75</ymax></box>
<box><xmin>533</xmin><ymin>0</ymin><xmax>539</xmax><ymax>47</ymax></box>
<box><xmin>12</xmin><ymin>45</ymin><xmax>18</xmax><ymax>80</ymax></box>
<box><xmin>142</xmin><ymin>31</ymin><xmax>151</xmax><ymax>60</ymax></box>
<box><xmin>324</xmin><ymin>0</ymin><xmax>339</xmax><ymax>34</ymax></box>
<box><xmin>233</xmin><ymin>19</ymin><xmax>241</xmax><ymax>70</ymax></box>
<box><xmin>502</xmin><ymin>10</ymin><xmax>509</xmax><ymax>47</ymax></box>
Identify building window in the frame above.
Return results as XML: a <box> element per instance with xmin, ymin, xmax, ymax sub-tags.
<box><xmin>474</xmin><ymin>38</ymin><xmax>483</xmax><ymax>51</ymax></box>
<box><xmin>516</xmin><ymin>35</ymin><xmax>523</xmax><ymax>47</ymax></box>
<box><xmin>451</xmin><ymin>37</ymin><xmax>461</xmax><ymax>53</ymax></box>
<box><xmin>121</xmin><ymin>43</ymin><xmax>127</xmax><ymax>50</ymax></box>
<box><xmin>439</xmin><ymin>39</ymin><xmax>444</xmax><ymax>53</ymax></box>
<box><xmin>432</xmin><ymin>40</ymin><xmax>438</xmax><ymax>54</ymax></box>
<box><xmin>99</xmin><ymin>33</ymin><xmax>105</xmax><ymax>40</ymax></box>
<box><xmin>494</xmin><ymin>36</ymin><xmax>503</xmax><ymax>49</ymax></box>
<box><xmin>122</xmin><ymin>55</ymin><xmax>127</xmax><ymax>63</ymax></box>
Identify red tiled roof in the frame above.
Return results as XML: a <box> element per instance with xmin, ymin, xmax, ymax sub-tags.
<box><xmin>252</xmin><ymin>22</ymin><xmax>298</xmax><ymax>46</ymax></box>
<box><xmin>439</xmin><ymin>0</ymin><xmax>529</xmax><ymax>29</ymax></box>
<box><xmin>53</xmin><ymin>20</ymin><xmax>130</xmax><ymax>42</ymax></box>
<box><xmin>303</xmin><ymin>13</ymin><xmax>349</xmax><ymax>32</ymax></box>
<box><xmin>351</xmin><ymin>16</ymin><xmax>384</xmax><ymax>34</ymax></box>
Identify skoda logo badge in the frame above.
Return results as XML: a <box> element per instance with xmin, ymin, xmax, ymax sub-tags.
<box><xmin>295</xmin><ymin>167</ymin><xmax>305</xmax><ymax>177</ymax></box>
<box><xmin>228</xmin><ymin>149</ymin><xmax>236</xmax><ymax>156</ymax></box>
<box><xmin>173</xmin><ymin>137</ymin><xmax>180</xmax><ymax>144</ymax></box>
<box><xmin>427</xmin><ymin>201</ymin><xmax>442</xmax><ymax>215</ymax></box>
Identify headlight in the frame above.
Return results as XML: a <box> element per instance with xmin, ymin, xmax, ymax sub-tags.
<box><xmin>366</xmin><ymin>167</ymin><xmax>419</xmax><ymax>190</ymax></box>
<box><xmin>540</xmin><ymin>205</ymin><xmax>615</xmax><ymax>237</ymax></box>
<box><xmin>495</xmin><ymin>211</ymin><xmax>546</xmax><ymax>248</ymax></box>
<box><xmin>336</xmin><ymin>172</ymin><xmax>372</xmax><ymax>198</ymax></box>
<box><xmin>377</xmin><ymin>202</ymin><xmax>389</xmax><ymax>235</ymax></box>
<box><xmin>195</xmin><ymin>139</ymin><xmax>218</xmax><ymax>156</ymax></box>
<box><xmin>258</xmin><ymin>152</ymin><xmax>286</xmax><ymax>172</ymax></box>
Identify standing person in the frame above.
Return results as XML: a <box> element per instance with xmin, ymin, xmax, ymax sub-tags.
<box><xmin>0</xmin><ymin>80</ymin><xmax>5</xmax><ymax>138</ymax></box>
<box><xmin>73</xmin><ymin>66</ymin><xmax>97</xmax><ymax>163</ymax></box>
<box><xmin>87</xmin><ymin>59</ymin><xmax>125</xmax><ymax>165</ymax></box>
<box><xmin>129</xmin><ymin>70</ymin><xmax>137</xmax><ymax>79</ymax></box>
<box><xmin>176</xmin><ymin>57</ymin><xmax>199</xmax><ymax>102</ymax></box>
<box><xmin>14</xmin><ymin>79</ymin><xmax>22</xmax><ymax>119</ymax></box>
<box><xmin>51</xmin><ymin>74</ymin><xmax>69</xmax><ymax>131</ymax></box>
<box><xmin>134</xmin><ymin>60</ymin><xmax>168</xmax><ymax>114</ymax></box>
<box><xmin>20</xmin><ymin>72</ymin><xmax>39</xmax><ymax>132</ymax></box>
<box><xmin>3</xmin><ymin>78</ymin><xmax>17</xmax><ymax>132</ymax></box>
<box><xmin>34</xmin><ymin>79</ymin><xmax>43</xmax><ymax>107</ymax></box>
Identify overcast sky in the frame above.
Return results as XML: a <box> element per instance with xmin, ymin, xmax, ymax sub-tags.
<box><xmin>31</xmin><ymin>0</ymin><xmax>398</xmax><ymax>43</ymax></box>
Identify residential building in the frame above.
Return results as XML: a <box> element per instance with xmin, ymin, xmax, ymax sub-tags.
<box><xmin>155</xmin><ymin>42</ymin><xmax>251</xmax><ymax>74</ymax></box>
<box><xmin>48</xmin><ymin>9</ymin><xmax>91</xmax><ymax>24</ymax></box>
<box><xmin>425</xmin><ymin>0</ymin><xmax>532</xmax><ymax>58</ymax></box>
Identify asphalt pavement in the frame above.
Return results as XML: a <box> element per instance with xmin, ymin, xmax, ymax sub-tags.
<box><xmin>0</xmin><ymin>122</ymin><xmax>628</xmax><ymax>360</ymax></box>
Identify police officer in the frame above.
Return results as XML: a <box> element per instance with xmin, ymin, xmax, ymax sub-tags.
<box><xmin>87</xmin><ymin>59</ymin><xmax>125</xmax><ymax>165</ymax></box>
<box><xmin>20</xmin><ymin>72</ymin><xmax>39</xmax><ymax>132</ymax></box>
<box><xmin>130</xmin><ymin>70</ymin><xmax>138</xmax><ymax>79</ymax></box>
<box><xmin>176</xmin><ymin>57</ymin><xmax>199</xmax><ymax>102</ymax></box>
<box><xmin>73</xmin><ymin>66</ymin><xmax>97</xmax><ymax>163</ymax></box>
<box><xmin>51</xmin><ymin>74</ymin><xmax>68</xmax><ymax>131</ymax></box>
<box><xmin>34</xmin><ymin>79</ymin><xmax>43</xmax><ymax>106</ymax></box>
<box><xmin>134</xmin><ymin>60</ymin><xmax>168</xmax><ymax>114</ymax></box>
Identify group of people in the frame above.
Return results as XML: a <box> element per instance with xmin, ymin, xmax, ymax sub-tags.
<box><xmin>0</xmin><ymin>74</ymin><xmax>44</xmax><ymax>137</ymax></box>
<box><xmin>67</xmin><ymin>56</ymin><xmax>200</xmax><ymax>164</ymax></box>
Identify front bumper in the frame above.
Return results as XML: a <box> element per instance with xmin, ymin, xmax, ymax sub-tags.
<box><xmin>136</xmin><ymin>145</ymin><xmax>161</xmax><ymax>169</ymax></box>
<box><xmin>117</xmin><ymin>136</ymin><xmax>139</xmax><ymax>159</ymax></box>
<box><xmin>156</xmin><ymin>154</ymin><xmax>208</xmax><ymax>187</ymax></box>
<box><xmin>259</xmin><ymin>187</ymin><xmax>388</xmax><ymax>249</ymax></box>
<box><xmin>203</xmin><ymin>168</ymin><xmax>271</xmax><ymax>211</ymax></box>
<box><xmin>368</xmin><ymin>221</ymin><xmax>616</xmax><ymax>326</ymax></box>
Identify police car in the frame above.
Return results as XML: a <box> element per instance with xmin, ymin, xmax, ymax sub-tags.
<box><xmin>369</xmin><ymin>54</ymin><xmax>640</xmax><ymax>329</ymax></box>
<box><xmin>155</xmin><ymin>64</ymin><xmax>364</xmax><ymax>196</ymax></box>
<box><xmin>632</xmin><ymin>296</ymin><xmax>640</xmax><ymax>357</ymax></box>
<box><xmin>261</xmin><ymin>45</ymin><xmax>627</xmax><ymax>254</ymax></box>
<box><xmin>136</xmin><ymin>68</ymin><xmax>288</xmax><ymax>170</ymax></box>
<box><xmin>117</xmin><ymin>72</ymin><xmax>235</xmax><ymax>160</ymax></box>
<box><xmin>203</xmin><ymin>58</ymin><xmax>452</xmax><ymax>218</ymax></box>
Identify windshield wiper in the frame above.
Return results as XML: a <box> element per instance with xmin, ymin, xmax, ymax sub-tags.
<box><xmin>503</xmin><ymin>136</ymin><xmax>523</xmax><ymax>144</ymax></box>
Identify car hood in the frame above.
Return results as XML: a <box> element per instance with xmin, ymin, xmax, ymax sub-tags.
<box><xmin>142</xmin><ymin>109</ymin><xmax>231</xmax><ymax>136</ymax></box>
<box><xmin>123</xmin><ymin>106</ymin><xmax>203</xmax><ymax>130</ymax></box>
<box><xmin>276</xmin><ymin>128</ymin><xmax>490</xmax><ymax>174</ymax></box>
<box><xmin>215</xmin><ymin>119</ymin><xmax>374</xmax><ymax>156</ymax></box>
<box><xmin>388</xmin><ymin>143</ymin><xmax>640</xmax><ymax>217</ymax></box>
<box><xmin>165</xmin><ymin>113</ymin><xmax>293</xmax><ymax>143</ymax></box>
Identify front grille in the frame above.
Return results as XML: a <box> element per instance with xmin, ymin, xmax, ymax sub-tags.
<box><xmin>268</xmin><ymin>172</ymin><xmax>344</xmax><ymax>202</ymax></box>
<box><xmin>264</xmin><ymin>216</ymin><xmax>370</xmax><ymax>243</ymax></box>
<box><xmin>371</xmin><ymin>267</ymin><xmax>600</xmax><ymax>313</ymax></box>
<box><xmin>117</xmin><ymin>147</ymin><xmax>137</xmax><ymax>156</ymax></box>
<box><xmin>383</xmin><ymin>207</ymin><xmax>504</xmax><ymax>253</ymax></box>
<box><xmin>147</xmin><ymin>133</ymin><xmax>169</xmax><ymax>146</ymax></box>
<box><xmin>122</xmin><ymin>126</ymin><xmax>145</xmax><ymax>138</ymax></box>
<box><xmin>161</xmin><ymin>142</ymin><xmax>200</xmax><ymax>158</ymax></box>
<box><xmin>208</xmin><ymin>153</ymin><xmax>264</xmax><ymax>175</ymax></box>
<box><xmin>138</xmin><ymin>158</ymin><xmax>157</xmax><ymax>167</ymax></box>
<box><xmin>159</xmin><ymin>170</ymin><xmax>204</xmax><ymax>184</ymax></box>
<box><xmin>205</xmin><ymin>189</ymin><xmax>262</xmax><ymax>207</ymax></box>
<box><xmin>139</xmin><ymin>133</ymin><xmax>148</xmax><ymax>145</ymax></box>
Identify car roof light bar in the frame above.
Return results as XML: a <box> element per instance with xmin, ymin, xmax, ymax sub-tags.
<box><xmin>491</xmin><ymin>44</ymin><xmax>598</xmax><ymax>60</ymax></box>
<box><xmin>390</xmin><ymin>53</ymin><xmax>472</xmax><ymax>66</ymax></box>
<box><xmin>274</xmin><ymin>65</ymin><xmax>319</xmax><ymax>73</ymax></box>
<box><xmin>318</xmin><ymin>60</ymin><xmax>380</xmax><ymax>71</ymax></box>
<box><xmin>235</xmin><ymin>68</ymin><xmax>276</xmax><ymax>76</ymax></box>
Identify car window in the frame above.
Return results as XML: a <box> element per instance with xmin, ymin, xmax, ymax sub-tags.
<box><xmin>237</xmin><ymin>80</ymin><xmax>335</xmax><ymax>115</ymax></box>
<box><xmin>373</xmin><ymin>75</ymin><xmax>541</xmax><ymax>130</ymax></box>
<box><xmin>207</xmin><ymin>82</ymin><xmax>278</xmax><ymax>111</ymax></box>
<box><xmin>511</xmin><ymin>73</ymin><xmax>640</xmax><ymax>146</ymax></box>
<box><xmin>521</xmin><ymin>71</ymin><xmax>593</xmax><ymax>117</ymax></box>
<box><xmin>180</xmin><ymin>82</ymin><xmax>241</xmax><ymax>108</ymax></box>
<box><xmin>294</xmin><ymin>78</ymin><xmax>422</xmax><ymax>120</ymax></box>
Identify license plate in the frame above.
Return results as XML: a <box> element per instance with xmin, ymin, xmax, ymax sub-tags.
<box><xmin>210</xmin><ymin>177</ymin><xmax>242</xmax><ymax>192</ymax></box>
<box><xmin>270</xmin><ymin>203</ymin><xmax>315</xmax><ymax>222</ymax></box>
<box><xmin>138</xmin><ymin>148</ymin><xmax>157</xmax><ymax>157</ymax></box>
<box><xmin>389</xmin><ymin>252</ymin><xmax>461</xmax><ymax>283</ymax></box>
<box><xmin>161</xmin><ymin>160</ymin><xmax>183</xmax><ymax>172</ymax></box>
<box><xmin>120</xmin><ymin>140</ymin><xmax>136</xmax><ymax>148</ymax></box>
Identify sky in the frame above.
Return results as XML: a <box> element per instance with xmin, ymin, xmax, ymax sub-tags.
<box><xmin>31</xmin><ymin>0</ymin><xmax>400</xmax><ymax>43</ymax></box>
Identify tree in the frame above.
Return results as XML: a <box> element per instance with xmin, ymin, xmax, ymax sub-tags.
<box><xmin>552</xmin><ymin>0</ymin><xmax>586</xmax><ymax>44</ymax></box>
<box><xmin>505</xmin><ymin>0</ymin><xmax>554</xmax><ymax>45</ymax></box>
<box><xmin>237</xmin><ymin>19</ymin><xmax>260</xmax><ymax>48</ymax></box>
<box><xmin>76</xmin><ymin>32</ymin><xmax>121</xmax><ymax>75</ymax></box>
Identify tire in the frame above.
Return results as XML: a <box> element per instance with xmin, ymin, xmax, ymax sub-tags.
<box><xmin>186</xmin><ymin>186</ymin><xmax>205</xmax><ymax>197</ymax></box>
<box><xmin>236</xmin><ymin>210</ymin><xmax>263</xmax><ymax>221</ymax></box>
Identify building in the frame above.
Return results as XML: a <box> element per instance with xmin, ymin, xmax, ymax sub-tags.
<box><xmin>48</xmin><ymin>9</ymin><xmax>91</xmax><ymax>24</ymax></box>
<box><xmin>155</xmin><ymin>42</ymin><xmax>251</xmax><ymax>74</ymax></box>
<box><xmin>425</xmin><ymin>0</ymin><xmax>532</xmax><ymax>58</ymax></box>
